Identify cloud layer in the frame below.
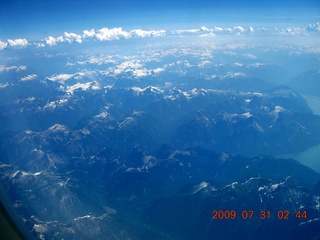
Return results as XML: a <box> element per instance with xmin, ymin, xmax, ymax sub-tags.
<box><xmin>7</xmin><ymin>39</ymin><xmax>28</xmax><ymax>48</ymax></box>
<box><xmin>1</xmin><ymin>22</ymin><xmax>319</xmax><ymax>50</ymax></box>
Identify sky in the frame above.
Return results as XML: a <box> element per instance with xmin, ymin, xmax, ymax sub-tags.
<box><xmin>0</xmin><ymin>0</ymin><xmax>319</xmax><ymax>50</ymax></box>
<box><xmin>1</xmin><ymin>0</ymin><xmax>319</xmax><ymax>35</ymax></box>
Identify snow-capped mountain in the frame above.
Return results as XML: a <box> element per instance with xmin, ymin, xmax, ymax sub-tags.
<box><xmin>1</xmin><ymin>41</ymin><xmax>320</xmax><ymax>239</ymax></box>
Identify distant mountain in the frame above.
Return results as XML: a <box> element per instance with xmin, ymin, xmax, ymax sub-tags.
<box><xmin>287</xmin><ymin>70</ymin><xmax>320</xmax><ymax>97</ymax></box>
<box><xmin>1</xmin><ymin>79</ymin><xmax>320</xmax><ymax>161</ymax></box>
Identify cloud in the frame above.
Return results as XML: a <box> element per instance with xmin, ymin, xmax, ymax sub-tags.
<box><xmin>171</xmin><ymin>25</ymin><xmax>258</xmax><ymax>37</ymax></box>
<box><xmin>83</xmin><ymin>29</ymin><xmax>96</xmax><ymax>38</ymax></box>
<box><xmin>44</xmin><ymin>33</ymin><xmax>81</xmax><ymax>46</ymax></box>
<box><xmin>130</xmin><ymin>29</ymin><xmax>166</xmax><ymax>38</ymax></box>
<box><xmin>7</xmin><ymin>38</ymin><xmax>28</xmax><ymax>48</ymax></box>
<box><xmin>95</xmin><ymin>28</ymin><xmax>166</xmax><ymax>41</ymax></box>
<box><xmin>278</xmin><ymin>27</ymin><xmax>305</xmax><ymax>36</ymax></box>
<box><xmin>198</xmin><ymin>60</ymin><xmax>211</xmax><ymax>68</ymax></box>
<box><xmin>6</xmin><ymin>23</ymin><xmax>320</xmax><ymax>50</ymax></box>
<box><xmin>0</xmin><ymin>65</ymin><xmax>27</xmax><ymax>72</ymax></box>
<box><xmin>95</xmin><ymin>27</ymin><xmax>131</xmax><ymax>41</ymax></box>
<box><xmin>171</xmin><ymin>26</ymin><xmax>212</xmax><ymax>36</ymax></box>
<box><xmin>248</xmin><ymin>63</ymin><xmax>266</xmax><ymax>68</ymax></box>
<box><xmin>242</xmin><ymin>53</ymin><xmax>257</xmax><ymax>59</ymax></box>
<box><xmin>307</xmin><ymin>22</ymin><xmax>320</xmax><ymax>32</ymax></box>
<box><xmin>132</xmin><ymin>67</ymin><xmax>164</xmax><ymax>77</ymax></box>
<box><xmin>171</xmin><ymin>29</ymin><xmax>200</xmax><ymax>35</ymax></box>
<box><xmin>45</xmin><ymin>36</ymin><xmax>64</xmax><ymax>46</ymax></box>
<box><xmin>234</xmin><ymin>62</ymin><xmax>243</xmax><ymax>67</ymax></box>
<box><xmin>233</xmin><ymin>26</ymin><xmax>246</xmax><ymax>34</ymax></box>
<box><xmin>40</xmin><ymin>27</ymin><xmax>167</xmax><ymax>47</ymax></box>
<box><xmin>21</xmin><ymin>74</ymin><xmax>38</xmax><ymax>81</ymax></box>
<box><xmin>63</xmin><ymin>32</ymin><xmax>82</xmax><ymax>43</ymax></box>
<box><xmin>0</xmin><ymin>41</ymin><xmax>8</xmax><ymax>50</ymax></box>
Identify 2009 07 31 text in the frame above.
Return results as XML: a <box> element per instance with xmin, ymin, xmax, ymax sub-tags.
<box><xmin>212</xmin><ymin>210</ymin><xmax>307</xmax><ymax>220</ymax></box>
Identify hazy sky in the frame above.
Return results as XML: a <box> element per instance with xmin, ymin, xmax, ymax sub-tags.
<box><xmin>1</xmin><ymin>0</ymin><xmax>319</xmax><ymax>38</ymax></box>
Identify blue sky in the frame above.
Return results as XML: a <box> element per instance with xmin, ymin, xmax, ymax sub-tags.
<box><xmin>1</xmin><ymin>0</ymin><xmax>319</xmax><ymax>38</ymax></box>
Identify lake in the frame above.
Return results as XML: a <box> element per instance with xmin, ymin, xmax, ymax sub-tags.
<box><xmin>279</xmin><ymin>95</ymin><xmax>320</xmax><ymax>173</ymax></box>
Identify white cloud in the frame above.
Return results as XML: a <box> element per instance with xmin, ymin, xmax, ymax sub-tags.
<box><xmin>233</xmin><ymin>26</ymin><xmax>246</xmax><ymax>35</ymax></box>
<box><xmin>200</xmin><ymin>32</ymin><xmax>216</xmax><ymax>37</ymax></box>
<box><xmin>83</xmin><ymin>29</ymin><xmax>96</xmax><ymax>38</ymax></box>
<box><xmin>43</xmin><ymin>33</ymin><xmax>81</xmax><ymax>46</ymax></box>
<box><xmin>86</xmin><ymin>55</ymin><xmax>116</xmax><ymax>65</ymax></box>
<box><xmin>130</xmin><ymin>29</ymin><xmax>166</xmax><ymax>38</ymax></box>
<box><xmin>249</xmin><ymin>63</ymin><xmax>266</xmax><ymax>68</ymax></box>
<box><xmin>198</xmin><ymin>60</ymin><xmax>211</xmax><ymax>68</ymax></box>
<box><xmin>234</xmin><ymin>62</ymin><xmax>243</xmax><ymax>67</ymax></box>
<box><xmin>200</xmin><ymin>26</ymin><xmax>210</xmax><ymax>32</ymax></box>
<box><xmin>0</xmin><ymin>41</ymin><xmax>8</xmax><ymax>50</ymax></box>
<box><xmin>171</xmin><ymin>26</ymin><xmax>212</xmax><ymax>36</ymax></box>
<box><xmin>153</xmin><ymin>68</ymin><xmax>164</xmax><ymax>73</ymax></box>
<box><xmin>42</xmin><ymin>27</ymin><xmax>166</xmax><ymax>46</ymax></box>
<box><xmin>132</xmin><ymin>67</ymin><xmax>164</xmax><ymax>77</ymax></box>
<box><xmin>242</xmin><ymin>53</ymin><xmax>257</xmax><ymax>59</ymax></box>
<box><xmin>5</xmin><ymin>23</ymin><xmax>320</xmax><ymax>50</ymax></box>
<box><xmin>213</xmin><ymin>27</ymin><xmax>224</xmax><ymax>32</ymax></box>
<box><xmin>45</xmin><ymin>36</ymin><xmax>64</xmax><ymax>46</ymax></box>
<box><xmin>7</xmin><ymin>38</ymin><xmax>28</xmax><ymax>48</ymax></box>
<box><xmin>45</xmin><ymin>36</ymin><xmax>56</xmax><ymax>46</ymax></box>
<box><xmin>278</xmin><ymin>27</ymin><xmax>305</xmax><ymax>36</ymax></box>
<box><xmin>95</xmin><ymin>27</ymin><xmax>131</xmax><ymax>41</ymax></box>
<box><xmin>63</xmin><ymin>32</ymin><xmax>82</xmax><ymax>43</ymax></box>
<box><xmin>36</xmin><ymin>43</ymin><xmax>46</xmax><ymax>48</ymax></box>
<box><xmin>21</xmin><ymin>74</ymin><xmax>38</xmax><ymax>81</ymax></box>
<box><xmin>307</xmin><ymin>22</ymin><xmax>320</xmax><ymax>32</ymax></box>
<box><xmin>0</xmin><ymin>65</ymin><xmax>27</xmax><ymax>72</ymax></box>
<box><xmin>171</xmin><ymin>29</ymin><xmax>200</xmax><ymax>35</ymax></box>
<box><xmin>171</xmin><ymin>25</ymin><xmax>255</xmax><ymax>37</ymax></box>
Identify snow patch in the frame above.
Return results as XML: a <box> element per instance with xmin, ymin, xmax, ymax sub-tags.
<box><xmin>48</xmin><ymin>124</ymin><xmax>69</xmax><ymax>133</ymax></box>
<box><xmin>190</xmin><ymin>181</ymin><xmax>209</xmax><ymax>195</ymax></box>
<box><xmin>221</xmin><ymin>72</ymin><xmax>247</xmax><ymax>79</ymax></box>
<box><xmin>270</xmin><ymin>183</ymin><xmax>281</xmax><ymax>191</ymax></box>
<box><xmin>74</xmin><ymin>215</ymin><xmax>92</xmax><ymax>221</ymax></box>
<box><xmin>275</xmin><ymin>106</ymin><xmax>285</xmax><ymax>113</ymax></box>
<box><xmin>11</xmin><ymin>170</ymin><xmax>20</xmax><ymax>178</ymax></box>
<box><xmin>131</xmin><ymin>86</ymin><xmax>163</xmax><ymax>94</ymax></box>
<box><xmin>66</xmin><ymin>82</ymin><xmax>94</xmax><ymax>94</ymax></box>
<box><xmin>243</xmin><ymin>112</ymin><xmax>252</xmax><ymax>118</ymax></box>
<box><xmin>299</xmin><ymin>218</ymin><xmax>320</xmax><ymax>226</ymax></box>
<box><xmin>47</xmin><ymin>73</ymin><xmax>74</xmax><ymax>82</ymax></box>
<box><xmin>33</xmin><ymin>171</ymin><xmax>42</xmax><ymax>176</ymax></box>
<box><xmin>0</xmin><ymin>83</ymin><xmax>9</xmax><ymax>88</ymax></box>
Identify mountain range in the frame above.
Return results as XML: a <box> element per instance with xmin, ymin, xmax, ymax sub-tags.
<box><xmin>0</xmin><ymin>72</ymin><xmax>320</xmax><ymax>239</ymax></box>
